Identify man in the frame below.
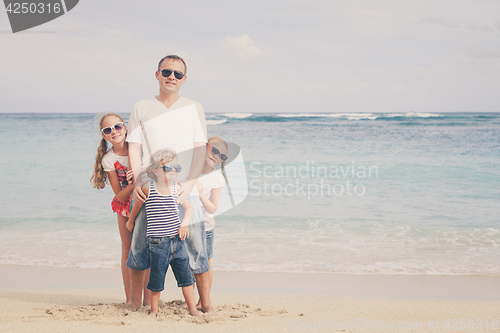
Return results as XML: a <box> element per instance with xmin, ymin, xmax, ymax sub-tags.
<box><xmin>126</xmin><ymin>55</ymin><xmax>215</xmax><ymax>313</ymax></box>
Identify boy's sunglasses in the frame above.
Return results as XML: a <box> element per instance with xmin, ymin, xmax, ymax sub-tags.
<box><xmin>101</xmin><ymin>122</ymin><xmax>124</xmax><ymax>135</ymax></box>
<box><xmin>159</xmin><ymin>68</ymin><xmax>185</xmax><ymax>80</ymax></box>
<box><xmin>162</xmin><ymin>164</ymin><xmax>182</xmax><ymax>173</ymax></box>
<box><xmin>209</xmin><ymin>145</ymin><xmax>228</xmax><ymax>161</ymax></box>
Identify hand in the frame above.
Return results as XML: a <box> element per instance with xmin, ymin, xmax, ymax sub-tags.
<box><xmin>177</xmin><ymin>179</ymin><xmax>195</xmax><ymax>204</ymax></box>
<box><xmin>126</xmin><ymin>170</ymin><xmax>134</xmax><ymax>185</ymax></box>
<box><xmin>133</xmin><ymin>183</ymin><xmax>148</xmax><ymax>203</ymax></box>
<box><xmin>125</xmin><ymin>220</ymin><xmax>134</xmax><ymax>232</ymax></box>
<box><xmin>178</xmin><ymin>226</ymin><xmax>189</xmax><ymax>240</ymax></box>
<box><xmin>196</xmin><ymin>180</ymin><xmax>203</xmax><ymax>194</ymax></box>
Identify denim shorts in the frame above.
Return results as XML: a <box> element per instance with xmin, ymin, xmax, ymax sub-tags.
<box><xmin>128</xmin><ymin>196</ymin><xmax>210</xmax><ymax>274</ymax></box>
<box><xmin>126</xmin><ymin>198</ymin><xmax>150</xmax><ymax>271</ymax></box>
<box><xmin>179</xmin><ymin>196</ymin><xmax>210</xmax><ymax>275</ymax></box>
<box><xmin>206</xmin><ymin>228</ymin><xmax>214</xmax><ymax>259</ymax></box>
<box><xmin>147</xmin><ymin>235</ymin><xmax>195</xmax><ymax>292</ymax></box>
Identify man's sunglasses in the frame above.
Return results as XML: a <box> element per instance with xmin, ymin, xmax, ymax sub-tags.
<box><xmin>209</xmin><ymin>145</ymin><xmax>228</xmax><ymax>161</ymax></box>
<box><xmin>101</xmin><ymin>122</ymin><xmax>124</xmax><ymax>135</ymax></box>
<box><xmin>162</xmin><ymin>164</ymin><xmax>182</xmax><ymax>173</ymax></box>
<box><xmin>158</xmin><ymin>68</ymin><xmax>185</xmax><ymax>80</ymax></box>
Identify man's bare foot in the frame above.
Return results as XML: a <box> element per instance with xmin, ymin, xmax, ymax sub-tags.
<box><xmin>202</xmin><ymin>305</ymin><xmax>216</xmax><ymax>313</ymax></box>
<box><xmin>143</xmin><ymin>301</ymin><xmax>151</xmax><ymax>307</ymax></box>
<box><xmin>126</xmin><ymin>303</ymin><xmax>141</xmax><ymax>311</ymax></box>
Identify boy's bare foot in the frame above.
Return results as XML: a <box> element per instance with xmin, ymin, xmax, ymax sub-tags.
<box><xmin>150</xmin><ymin>310</ymin><xmax>158</xmax><ymax>317</ymax></box>
<box><xmin>143</xmin><ymin>301</ymin><xmax>151</xmax><ymax>307</ymax></box>
<box><xmin>202</xmin><ymin>305</ymin><xmax>217</xmax><ymax>313</ymax></box>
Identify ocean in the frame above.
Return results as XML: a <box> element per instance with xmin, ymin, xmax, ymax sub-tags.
<box><xmin>1</xmin><ymin>112</ymin><xmax>499</xmax><ymax>275</ymax></box>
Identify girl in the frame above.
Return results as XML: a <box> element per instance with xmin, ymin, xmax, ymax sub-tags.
<box><xmin>90</xmin><ymin>113</ymin><xmax>135</xmax><ymax>305</ymax></box>
<box><xmin>126</xmin><ymin>148</ymin><xmax>198</xmax><ymax>317</ymax></box>
<box><xmin>195</xmin><ymin>135</ymin><xmax>228</xmax><ymax>307</ymax></box>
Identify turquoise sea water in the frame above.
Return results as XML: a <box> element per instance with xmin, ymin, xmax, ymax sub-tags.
<box><xmin>1</xmin><ymin>112</ymin><xmax>499</xmax><ymax>275</ymax></box>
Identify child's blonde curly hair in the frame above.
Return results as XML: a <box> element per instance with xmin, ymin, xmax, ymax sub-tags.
<box><xmin>146</xmin><ymin>148</ymin><xmax>177</xmax><ymax>181</ymax></box>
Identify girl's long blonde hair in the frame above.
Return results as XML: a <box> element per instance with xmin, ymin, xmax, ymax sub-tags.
<box><xmin>208</xmin><ymin>135</ymin><xmax>228</xmax><ymax>173</ymax></box>
<box><xmin>90</xmin><ymin>113</ymin><xmax>125</xmax><ymax>189</ymax></box>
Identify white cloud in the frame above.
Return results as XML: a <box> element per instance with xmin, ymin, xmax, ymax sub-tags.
<box><xmin>355</xmin><ymin>66</ymin><xmax>432</xmax><ymax>80</ymax></box>
<box><xmin>423</xmin><ymin>16</ymin><xmax>496</xmax><ymax>32</ymax></box>
<box><xmin>459</xmin><ymin>46</ymin><xmax>500</xmax><ymax>64</ymax></box>
<box><xmin>422</xmin><ymin>17</ymin><xmax>460</xmax><ymax>29</ymax></box>
<box><xmin>220</xmin><ymin>34</ymin><xmax>263</xmax><ymax>59</ymax></box>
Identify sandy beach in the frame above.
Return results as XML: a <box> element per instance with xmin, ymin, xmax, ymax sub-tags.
<box><xmin>1</xmin><ymin>265</ymin><xmax>500</xmax><ymax>332</ymax></box>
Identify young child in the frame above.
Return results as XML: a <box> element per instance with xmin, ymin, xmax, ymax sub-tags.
<box><xmin>195</xmin><ymin>135</ymin><xmax>228</xmax><ymax>307</ymax></box>
<box><xmin>91</xmin><ymin>113</ymin><xmax>135</xmax><ymax>305</ymax></box>
<box><xmin>126</xmin><ymin>148</ymin><xmax>199</xmax><ymax>317</ymax></box>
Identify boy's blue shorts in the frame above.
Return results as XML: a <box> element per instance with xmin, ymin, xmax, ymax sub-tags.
<box><xmin>147</xmin><ymin>235</ymin><xmax>195</xmax><ymax>292</ymax></box>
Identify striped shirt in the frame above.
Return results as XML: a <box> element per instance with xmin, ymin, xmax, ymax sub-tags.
<box><xmin>145</xmin><ymin>181</ymin><xmax>181</xmax><ymax>237</ymax></box>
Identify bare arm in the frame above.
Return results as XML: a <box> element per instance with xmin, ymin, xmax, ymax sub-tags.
<box><xmin>177</xmin><ymin>142</ymin><xmax>206</xmax><ymax>203</ymax></box>
<box><xmin>178</xmin><ymin>195</ymin><xmax>192</xmax><ymax>240</ymax></box>
<box><xmin>107</xmin><ymin>170</ymin><xmax>134</xmax><ymax>202</ymax></box>
<box><xmin>129</xmin><ymin>142</ymin><xmax>147</xmax><ymax>203</ymax></box>
<box><xmin>196</xmin><ymin>180</ymin><xmax>222</xmax><ymax>214</ymax></box>
<box><xmin>125</xmin><ymin>187</ymin><xmax>148</xmax><ymax>232</ymax></box>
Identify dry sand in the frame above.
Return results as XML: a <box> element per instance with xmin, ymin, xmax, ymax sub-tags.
<box><xmin>1</xmin><ymin>265</ymin><xmax>500</xmax><ymax>332</ymax></box>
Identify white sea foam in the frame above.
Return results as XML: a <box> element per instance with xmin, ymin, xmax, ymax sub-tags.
<box><xmin>206</xmin><ymin>119</ymin><xmax>228</xmax><ymax>125</ymax></box>
<box><xmin>277</xmin><ymin>113</ymin><xmax>375</xmax><ymax>119</ymax></box>
<box><xmin>405</xmin><ymin>112</ymin><xmax>442</xmax><ymax>118</ymax></box>
<box><xmin>221</xmin><ymin>113</ymin><xmax>253</xmax><ymax>119</ymax></box>
<box><xmin>277</xmin><ymin>113</ymin><xmax>331</xmax><ymax>118</ymax></box>
<box><xmin>383</xmin><ymin>113</ymin><xmax>406</xmax><ymax>118</ymax></box>
<box><xmin>346</xmin><ymin>114</ymin><xmax>378</xmax><ymax>120</ymax></box>
<box><xmin>212</xmin><ymin>220</ymin><xmax>500</xmax><ymax>275</ymax></box>
<box><xmin>276</xmin><ymin>112</ymin><xmax>442</xmax><ymax>120</ymax></box>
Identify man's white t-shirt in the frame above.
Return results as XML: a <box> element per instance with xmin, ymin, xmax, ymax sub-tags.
<box><xmin>198</xmin><ymin>170</ymin><xmax>225</xmax><ymax>231</ymax></box>
<box><xmin>126</xmin><ymin>96</ymin><xmax>207</xmax><ymax>193</ymax></box>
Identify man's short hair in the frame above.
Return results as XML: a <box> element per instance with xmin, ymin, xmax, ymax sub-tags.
<box><xmin>158</xmin><ymin>55</ymin><xmax>187</xmax><ymax>74</ymax></box>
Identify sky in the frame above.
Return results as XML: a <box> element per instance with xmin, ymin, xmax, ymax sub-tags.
<box><xmin>1</xmin><ymin>0</ymin><xmax>500</xmax><ymax>114</ymax></box>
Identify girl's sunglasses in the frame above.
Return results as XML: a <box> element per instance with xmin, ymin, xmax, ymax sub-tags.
<box><xmin>209</xmin><ymin>145</ymin><xmax>228</xmax><ymax>161</ymax></box>
<box><xmin>162</xmin><ymin>164</ymin><xmax>182</xmax><ymax>173</ymax></box>
<box><xmin>101</xmin><ymin>122</ymin><xmax>124</xmax><ymax>135</ymax></box>
<box><xmin>159</xmin><ymin>68</ymin><xmax>185</xmax><ymax>80</ymax></box>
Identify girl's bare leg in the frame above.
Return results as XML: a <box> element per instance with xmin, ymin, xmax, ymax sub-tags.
<box><xmin>182</xmin><ymin>285</ymin><xmax>199</xmax><ymax>316</ymax></box>
<box><xmin>196</xmin><ymin>258</ymin><xmax>212</xmax><ymax>308</ymax></box>
<box><xmin>117</xmin><ymin>214</ymin><xmax>132</xmax><ymax>304</ymax></box>
<box><xmin>143</xmin><ymin>268</ymin><xmax>151</xmax><ymax>306</ymax></box>
<box><xmin>208</xmin><ymin>258</ymin><xmax>213</xmax><ymax>295</ymax></box>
